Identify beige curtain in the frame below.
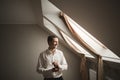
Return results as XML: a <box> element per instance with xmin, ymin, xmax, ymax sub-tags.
<box><xmin>80</xmin><ymin>54</ymin><xmax>88</xmax><ymax>80</ymax></box>
<box><xmin>60</xmin><ymin>12</ymin><xmax>103</xmax><ymax>80</ymax></box>
<box><xmin>59</xmin><ymin>30</ymin><xmax>88</xmax><ymax>80</ymax></box>
<box><xmin>97</xmin><ymin>56</ymin><xmax>103</xmax><ymax>80</ymax></box>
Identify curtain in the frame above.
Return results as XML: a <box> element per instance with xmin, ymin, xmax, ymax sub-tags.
<box><xmin>80</xmin><ymin>54</ymin><xmax>88</xmax><ymax>80</ymax></box>
<box><xmin>59</xmin><ymin>30</ymin><xmax>88</xmax><ymax>80</ymax></box>
<box><xmin>60</xmin><ymin>12</ymin><xmax>103</xmax><ymax>80</ymax></box>
<box><xmin>97</xmin><ymin>56</ymin><xmax>103</xmax><ymax>80</ymax></box>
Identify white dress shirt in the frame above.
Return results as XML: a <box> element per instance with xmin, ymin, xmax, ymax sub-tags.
<box><xmin>37</xmin><ymin>49</ymin><xmax>68</xmax><ymax>78</ymax></box>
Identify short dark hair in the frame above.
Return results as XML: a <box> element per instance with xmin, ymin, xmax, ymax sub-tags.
<box><xmin>47</xmin><ymin>35</ymin><xmax>58</xmax><ymax>43</ymax></box>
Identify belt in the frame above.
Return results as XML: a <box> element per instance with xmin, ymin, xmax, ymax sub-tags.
<box><xmin>44</xmin><ymin>76</ymin><xmax>63</xmax><ymax>80</ymax></box>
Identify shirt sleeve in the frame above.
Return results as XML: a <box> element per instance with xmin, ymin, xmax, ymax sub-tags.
<box><xmin>58</xmin><ymin>52</ymin><xmax>68</xmax><ymax>71</ymax></box>
<box><xmin>36</xmin><ymin>54</ymin><xmax>52</xmax><ymax>74</ymax></box>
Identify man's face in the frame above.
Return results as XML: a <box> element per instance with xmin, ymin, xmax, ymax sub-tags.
<box><xmin>49</xmin><ymin>38</ymin><xmax>59</xmax><ymax>49</ymax></box>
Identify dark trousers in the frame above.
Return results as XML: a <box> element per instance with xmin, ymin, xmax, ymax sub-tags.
<box><xmin>44</xmin><ymin>76</ymin><xmax>64</xmax><ymax>80</ymax></box>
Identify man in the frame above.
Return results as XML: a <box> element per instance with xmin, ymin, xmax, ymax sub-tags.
<box><xmin>37</xmin><ymin>35</ymin><xmax>68</xmax><ymax>80</ymax></box>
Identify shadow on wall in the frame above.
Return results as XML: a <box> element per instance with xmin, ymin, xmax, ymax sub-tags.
<box><xmin>0</xmin><ymin>24</ymin><xmax>48</xmax><ymax>80</ymax></box>
<box><xmin>0</xmin><ymin>24</ymin><xmax>81</xmax><ymax>80</ymax></box>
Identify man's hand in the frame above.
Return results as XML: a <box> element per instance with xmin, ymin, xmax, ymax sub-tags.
<box><xmin>52</xmin><ymin>62</ymin><xmax>59</xmax><ymax>72</ymax></box>
<box><xmin>52</xmin><ymin>62</ymin><xmax>58</xmax><ymax>67</ymax></box>
<box><xmin>52</xmin><ymin>67</ymin><xmax>59</xmax><ymax>72</ymax></box>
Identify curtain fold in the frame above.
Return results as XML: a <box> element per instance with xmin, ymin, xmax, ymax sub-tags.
<box><xmin>59</xmin><ymin>30</ymin><xmax>88</xmax><ymax>80</ymax></box>
<box><xmin>60</xmin><ymin>12</ymin><xmax>103</xmax><ymax>80</ymax></box>
<box><xmin>97</xmin><ymin>56</ymin><xmax>103</xmax><ymax>80</ymax></box>
<box><xmin>80</xmin><ymin>54</ymin><xmax>88</xmax><ymax>80</ymax></box>
<box><xmin>60</xmin><ymin>12</ymin><xmax>99</xmax><ymax>56</ymax></box>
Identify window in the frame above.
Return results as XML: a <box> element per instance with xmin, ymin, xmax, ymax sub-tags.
<box><xmin>60</xmin><ymin>13</ymin><xmax>120</xmax><ymax>63</ymax></box>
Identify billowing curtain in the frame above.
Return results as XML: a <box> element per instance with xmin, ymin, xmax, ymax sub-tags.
<box><xmin>59</xmin><ymin>30</ymin><xmax>88</xmax><ymax>80</ymax></box>
<box><xmin>60</xmin><ymin>12</ymin><xmax>103</xmax><ymax>80</ymax></box>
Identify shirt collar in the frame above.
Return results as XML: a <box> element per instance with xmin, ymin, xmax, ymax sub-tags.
<box><xmin>47</xmin><ymin>48</ymin><xmax>57</xmax><ymax>55</ymax></box>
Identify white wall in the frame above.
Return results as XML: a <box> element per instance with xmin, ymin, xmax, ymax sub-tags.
<box><xmin>0</xmin><ymin>24</ymin><xmax>81</xmax><ymax>80</ymax></box>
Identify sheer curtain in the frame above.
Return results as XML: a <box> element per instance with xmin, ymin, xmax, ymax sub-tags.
<box><xmin>60</xmin><ymin>12</ymin><xmax>103</xmax><ymax>80</ymax></box>
<box><xmin>59</xmin><ymin>30</ymin><xmax>88</xmax><ymax>80</ymax></box>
